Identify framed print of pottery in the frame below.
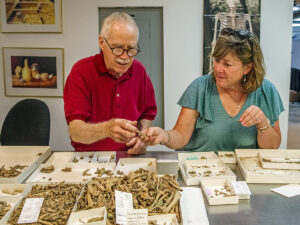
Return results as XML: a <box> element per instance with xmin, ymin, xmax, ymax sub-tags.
<box><xmin>0</xmin><ymin>0</ymin><xmax>62</xmax><ymax>33</ymax></box>
<box><xmin>2</xmin><ymin>47</ymin><xmax>64</xmax><ymax>97</ymax></box>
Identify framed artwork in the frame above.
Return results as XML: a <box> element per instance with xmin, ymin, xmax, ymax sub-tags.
<box><xmin>0</xmin><ymin>0</ymin><xmax>62</xmax><ymax>33</ymax></box>
<box><xmin>203</xmin><ymin>0</ymin><xmax>261</xmax><ymax>75</ymax></box>
<box><xmin>2</xmin><ymin>47</ymin><xmax>64</xmax><ymax>97</ymax></box>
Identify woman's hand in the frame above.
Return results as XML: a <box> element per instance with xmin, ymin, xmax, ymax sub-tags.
<box><xmin>239</xmin><ymin>105</ymin><xmax>269</xmax><ymax>128</ymax></box>
<box><xmin>143</xmin><ymin>127</ymin><xmax>170</xmax><ymax>146</ymax></box>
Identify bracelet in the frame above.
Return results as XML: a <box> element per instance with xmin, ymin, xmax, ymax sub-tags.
<box><xmin>257</xmin><ymin>119</ymin><xmax>270</xmax><ymax>132</ymax></box>
<box><xmin>161</xmin><ymin>130</ymin><xmax>171</xmax><ymax>145</ymax></box>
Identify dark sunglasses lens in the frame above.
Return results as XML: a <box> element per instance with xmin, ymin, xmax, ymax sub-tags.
<box><xmin>220</xmin><ymin>28</ymin><xmax>233</xmax><ymax>36</ymax></box>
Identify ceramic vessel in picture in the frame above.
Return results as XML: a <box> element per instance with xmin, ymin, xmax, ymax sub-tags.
<box><xmin>22</xmin><ymin>59</ymin><xmax>32</xmax><ymax>82</ymax></box>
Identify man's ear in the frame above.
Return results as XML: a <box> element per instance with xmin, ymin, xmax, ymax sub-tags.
<box><xmin>98</xmin><ymin>35</ymin><xmax>104</xmax><ymax>48</ymax></box>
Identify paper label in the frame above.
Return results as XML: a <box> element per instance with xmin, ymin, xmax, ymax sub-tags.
<box><xmin>126</xmin><ymin>208</ymin><xmax>148</xmax><ymax>225</ymax></box>
<box><xmin>231</xmin><ymin>181</ymin><xmax>251</xmax><ymax>195</ymax></box>
<box><xmin>18</xmin><ymin>198</ymin><xmax>44</xmax><ymax>224</ymax></box>
<box><xmin>115</xmin><ymin>190</ymin><xmax>133</xmax><ymax>225</ymax></box>
<box><xmin>186</xmin><ymin>157</ymin><xmax>199</xmax><ymax>160</ymax></box>
<box><xmin>271</xmin><ymin>184</ymin><xmax>300</xmax><ymax>197</ymax></box>
<box><xmin>98</xmin><ymin>156</ymin><xmax>111</xmax><ymax>163</ymax></box>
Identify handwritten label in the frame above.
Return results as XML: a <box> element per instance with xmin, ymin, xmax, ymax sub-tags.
<box><xmin>115</xmin><ymin>190</ymin><xmax>133</xmax><ymax>225</ymax></box>
<box><xmin>126</xmin><ymin>208</ymin><xmax>148</xmax><ymax>225</ymax></box>
<box><xmin>18</xmin><ymin>198</ymin><xmax>44</xmax><ymax>224</ymax></box>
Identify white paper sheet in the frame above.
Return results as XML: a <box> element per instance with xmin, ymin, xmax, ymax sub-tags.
<box><xmin>271</xmin><ymin>184</ymin><xmax>300</xmax><ymax>197</ymax></box>
<box><xmin>180</xmin><ymin>187</ymin><xmax>209</xmax><ymax>225</ymax></box>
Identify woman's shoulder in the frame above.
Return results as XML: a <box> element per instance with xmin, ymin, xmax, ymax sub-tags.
<box><xmin>190</xmin><ymin>74</ymin><xmax>213</xmax><ymax>88</ymax></box>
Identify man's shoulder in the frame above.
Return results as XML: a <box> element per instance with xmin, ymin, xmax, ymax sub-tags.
<box><xmin>73</xmin><ymin>55</ymin><xmax>98</xmax><ymax>68</ymax></box>
<box><xmin>132</xmin><ymin>59</ymin><xmax>146</xmax><ymax>72</ymax></box>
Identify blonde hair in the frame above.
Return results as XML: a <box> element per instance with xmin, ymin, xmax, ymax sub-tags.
<box><xmin>209</xmin><ymin>30</ymin><xmax>265</xmax><ymax>93</ymax></box>
<box><xmin>100</xmin><ymin>12</ymin><xmax>139</xmax><ymax>40</ymax></box>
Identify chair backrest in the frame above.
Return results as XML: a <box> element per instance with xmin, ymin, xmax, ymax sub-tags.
<box><xmin>0</xmin><ymin>99</ymin><xmax>50</xmax><ymax>146</ymax></box>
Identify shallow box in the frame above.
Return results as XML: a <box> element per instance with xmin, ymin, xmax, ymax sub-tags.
<box><xmin>157</xmin><ymin>159</ymin><xmax>179</xmax><ymax>177</ymax></box>
<box><xmin>0</xmin><ymin>195</ymin><xmax>23</xmax><ymax>225</ymax></box>
<box><xmin>67</xmin><ymin>207</ymin><xmax>107</xmax><ymax>225</ymax></box>
<box><xmin>218</xmin><ymin>151</ymin><xmax>237</xmax><ymax>164</ymax></box>
<box><xmin>6</xmin><ymin>182</ymin><xmax>84</xmax><ymax>225</ymax></box>
<box><xmin>259</xmin><ymin>150</ymin><xmax>300</xmax><ymax>170</ymax></box>
<box><xmin>201</xmin><ymin>178</ymin><xmax>238</xmax><ymax>205</ymax></box>
<box><xmin>0</xmin><ymin>146</ymin><xmax>51</xmax><ymax>183</ymax></box>
<box><xmin>178</xmin><ymin>152</ymin><xmax>218</xmax><ymax>163</ymax></box>
<box><xmin>180</xmin><ymin>159</ymin><xmax>236</xmax><ymax>186</ymax></box>
<box><xmin>46</xmin><ymin>152</ymin><xmax>74</xmax><ymax>165</ymax></box>
<box><xmin>70</xmin><ymin>152</ymin><xmax>116</xmax><ymax>164</ymax></box>
<box><xmin>116</xmin><ymin>158</ymin><xmax>157</xmax><ymax>175</ymax></box>
<box><xmin>26</xmin><ymin>162</ymin><xmax>116</xmax><ymax>183</ymax></box>
<box><xmin>236</xmin><ymin>149</ymin><xmax>300</xmax><ymax>183</ymax></box>
<box><xmin>148</xmin><ymin>213</ymin><xmax>179</xmax><ymax>225</ymax></box>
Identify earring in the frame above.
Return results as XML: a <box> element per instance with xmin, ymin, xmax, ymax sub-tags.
<box><xmin>243</xmin><ymin>75</ymin><xmax>247</xmax><ymax>83</ymax></box>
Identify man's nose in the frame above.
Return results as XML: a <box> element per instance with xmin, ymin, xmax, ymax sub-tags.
<box><xmin>119</xmin><ymin>50</ymin><xmax>130</xmax><ymax>59</ymax></box>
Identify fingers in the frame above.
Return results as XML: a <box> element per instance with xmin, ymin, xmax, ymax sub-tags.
<box><xmin>126</xmin><ymin>137</ymin><xmax>137</xmax><ymax>147</ymax></box>
<box><xmin>239</xmin><ymin>105</ymin><xmax>265</xmax><ymax>127</ymax></box>
<box><xmin>107</xmin><ymin>119</ymin><xmax>138</xmax><ymax>143</ymax></box>
<box><xmin>144</xmin><ymin>127</ymin><xmax>166</xmax><ymax>146</ymax></box>
<box><xmin>127</xmin><ymin>138</ymin><xmax>146</xmax><ymax>155</ymax></box>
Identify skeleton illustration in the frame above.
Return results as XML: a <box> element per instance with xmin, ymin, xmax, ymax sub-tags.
<box><xmin>211</xmin><ymin>0</ymin><xmax>253</xmax><ymax>47</ymax></box>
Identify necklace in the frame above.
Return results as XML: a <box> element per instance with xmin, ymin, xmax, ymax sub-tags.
<box><xmin>218</xmin><ymin>86</ymin><xmax>245</xmax><ymax>108</ymax></box>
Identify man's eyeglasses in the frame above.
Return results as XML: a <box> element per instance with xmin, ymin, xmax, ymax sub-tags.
<box><xmin>103</xmin><ymin>37</ymin><xmax>140</xmax><ymax>57</ymax></box>
<box><xmin>219</xmin><ymin>28</ymin><xmax>252</xmax><ymax>40</ymax></box>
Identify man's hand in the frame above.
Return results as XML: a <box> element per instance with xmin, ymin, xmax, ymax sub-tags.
<box><xmin>105</xmin><ymin>119</ymin><xmax>138</xmax><ymax>143</ymax></box>
<box><xmin>126</xmin><ymin>136</ymin><xmax>147</xmax><ymax>155</ymax></box>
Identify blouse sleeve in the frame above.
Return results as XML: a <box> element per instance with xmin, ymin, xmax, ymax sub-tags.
<box><xmin>259</xmin><ymin>79</ymin><xmax>285</xmax><ymax>126</ymax></box>
<box><xmin>177</xmin><ymin>75</ymin><xmax>214</xmax><ymax>128</ymax></box>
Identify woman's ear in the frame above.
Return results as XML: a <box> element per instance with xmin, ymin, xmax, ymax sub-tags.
<box><xmin>244</xmin><ymin>63</ymin><xmax>253</xmax><ymax>75</ymax></box>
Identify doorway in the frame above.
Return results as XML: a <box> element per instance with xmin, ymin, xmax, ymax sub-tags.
<box><xmin>99</xmin><ymin>8</ymin><xmax>164</xmax><ymax>128</ymax></box>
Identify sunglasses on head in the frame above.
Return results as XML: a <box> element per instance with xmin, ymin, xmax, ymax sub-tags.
<box><xmin>219</xmin><ymin>28</ymin><xmax>252</xmax><ymax>40</ymax></box>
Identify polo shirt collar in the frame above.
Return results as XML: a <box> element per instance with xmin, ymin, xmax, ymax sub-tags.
<box><xmin>95</xmin><ymin>52</ymin><xmax>133</xmax><ymax>79</ymax></box>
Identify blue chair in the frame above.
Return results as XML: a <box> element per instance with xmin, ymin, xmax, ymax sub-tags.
<box><xmin>0</xmin><ymin>99</ymin><xmax>50</xmax><ymax>146</ymax></box>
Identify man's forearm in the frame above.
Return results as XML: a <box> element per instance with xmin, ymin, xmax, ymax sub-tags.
<box><xmin>138</xmin><ymin>119</ymin><xmax>152</xmax><ymax>130</ymax></box>
<box><xmin>68</xmin><ymin>120</ymin><xmax>108</xmax><ymax>144</ymax></box>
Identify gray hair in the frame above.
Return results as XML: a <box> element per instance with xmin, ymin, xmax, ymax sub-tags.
<box><xmin>100</xmin><ymin>12</ymin><xmax>139</xmax><ymax>40</ymax></box>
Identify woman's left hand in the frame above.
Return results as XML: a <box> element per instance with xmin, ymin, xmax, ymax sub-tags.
<box><xmin>239</xmin><ymin>105</ymin><xmax>267</xmax><ymax>127</ymax></box>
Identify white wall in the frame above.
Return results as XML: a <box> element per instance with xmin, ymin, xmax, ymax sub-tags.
<box><xmin>0</xmin><ymin>0</ymin><xmax>293</xmax><ymax>150</ymax></box>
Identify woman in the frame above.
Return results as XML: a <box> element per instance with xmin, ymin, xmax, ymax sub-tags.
<box><xmin>144</xmin><ymin>28</ymin><xmax>284</xmax><ymax>151</ymax></box>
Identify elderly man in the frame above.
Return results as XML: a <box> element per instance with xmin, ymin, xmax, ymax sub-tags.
<box><xmin>64</xmin><ymin>12</ymin><xmax>157</xmax><ymax>154</ymax></box>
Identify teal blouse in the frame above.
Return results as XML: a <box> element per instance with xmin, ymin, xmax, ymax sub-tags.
<box><xmin>177</xmin><ymin>74</ymin><xmax>285</xmax><ymax>151</ymax></box>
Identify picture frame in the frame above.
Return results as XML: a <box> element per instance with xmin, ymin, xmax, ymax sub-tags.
<box><xmin>2</xmin><ymin>47</ymin><xmax>64</xmax><ymax>97</ymax></box>
<box><xmin>0</xmin><ymin>0</ymin><xmax>62</xmax><ymax>33</ymax></box>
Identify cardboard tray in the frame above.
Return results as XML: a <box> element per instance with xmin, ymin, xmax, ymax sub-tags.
<box><xmin>0</xmin><ymin>146</ymin><xmax>51</xmax><ymax>183</ymax></box>
<box><xmin>46</xmin><ymin>151</ymin><xmax>116</xmax><ymax>166</ymax></box>
<box><xmin>200</xmin><ymin>178</ymin><xmax>238</xmax><ymax>205</ymax></box>
<box><xmin>26</xmin><ymin>162</ymin><xmax>116</xmax><ymax>183</ymax></box>
<box><xmin>116</xmin><ymin>158</ymin><xmax>157</xmax><ymax>175</ymax></box>
<box><xmin>5</xmin><ymin>182</ymin><xmax>85</xmax><ymax>225</ymax></box>
<box><xmin>259</xmin><ymin>149</ymin><xmax>300</xmax><ymax>170</ymax></box>
<box><xmin>0</xmin><ymin>195</ymin><xmax>23</xmax><ymax>225</ymax></box>
<box><xmin>148</xmin><ymin>213</ymin><xmax>179</xmax><ymax>225</ymax></box>
<box><xmin>178</xmin><ymin>152</ymin><xmax>218</xmax><ymax>164</ymax></box>
<box><xmin>180</xmin><ymin>163</ymin><xmax>236</xmax><ymax>186</ymax></box>
<box><xmin>67</xmin><ymin>207</ymin><xmax>107</xmax><ymax>225</ymax></box>
<box><xmin>218</xmin><ymin>151</ymin><xmax>237</xmax><ymax>164</ymax></box>
<box><xmin>236</xmin><ymin>149</ymin><xmax>300</xmax><ymax>183</ymax></box>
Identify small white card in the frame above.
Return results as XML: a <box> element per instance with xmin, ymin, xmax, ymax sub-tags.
<box><xmin>115</xmin><ymin>190</ymin><xmax>133</xmax><ymax>225</ymax></box>
<box><xmin>18</xmin><ymin>198</ymin><xmax>44</xmax><ymax>224</ymax></box>
<box><xmin>231</xmin><ymin>181</ymin><xmax>251</xmax><ymax>195</ymax></box>
<box><xmin>271</xmin><ymin>184</ymin><xmax>300</xmax><ymax>197</ymax></box>
<box><xmin>98</xmin><ymin>156</ymin><xmax>111</xmax><ymax>163</ymax></box>
<box><xmin>126</xmin><ymin>208</ymin><xmax>148</xmax><ymax>225</ymax></box>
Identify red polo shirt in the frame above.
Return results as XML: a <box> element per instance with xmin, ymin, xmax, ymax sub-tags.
<box><xmin>64</xmin><ymin>53</ymin><xmax>157</xmax><ymax>151</ymax></box>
